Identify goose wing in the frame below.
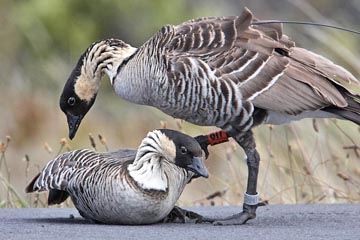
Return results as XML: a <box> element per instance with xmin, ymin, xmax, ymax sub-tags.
<box><xmin>25</xmin><ymin>148</ymin><xmax>137</xmax><ymax>193</ymax></box>
<box><xmin>161</xmin><ymin>7</ymin><xmax>359</xmax><ymax>116</ymax></box>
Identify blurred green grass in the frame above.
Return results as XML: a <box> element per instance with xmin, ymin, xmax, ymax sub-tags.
<box><xmin>0</xmin><ymin>0</ymin><xmax>359</xmax><ymax>208</ymax></box>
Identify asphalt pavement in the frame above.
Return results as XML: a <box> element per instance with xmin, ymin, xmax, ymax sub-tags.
<box><xmin>0</xmin><ymin>204</ymin><xmax>359</xmax><ymax>240</ymax></box>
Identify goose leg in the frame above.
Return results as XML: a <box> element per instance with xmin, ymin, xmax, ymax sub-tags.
<box><xmin>213</xmin><ymin>130</ymin><xmax>266</xmax><ymax>225</ymax></box>
<box><xmin>162</xmin><ymin>206</ymin><xmax>214</xmax><ymax>223</ymax></box>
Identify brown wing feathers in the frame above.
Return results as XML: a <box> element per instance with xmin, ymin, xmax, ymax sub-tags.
<box><xmin>179</xmin><ymin>8</ymin><xmax>358</xmax><ymax>123</ymax></box>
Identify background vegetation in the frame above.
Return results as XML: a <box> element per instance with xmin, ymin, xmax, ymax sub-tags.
<box><xmin>0</xmin><ymin>0</ymin><xmax>359</xmax><ymax>208</ymax></box>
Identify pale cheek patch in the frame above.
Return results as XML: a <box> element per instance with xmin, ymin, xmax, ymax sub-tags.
<box><xmin>74</xmin><ymin>71</ymin><xmax>100</xmax><ymax>102</ymax></box>
<box><xmin>156</xmin><ymin>131</ymin><xmax>176</xmax><ymax>162</ymax></box>
<box><xmin>73</xmin><ymin>43</ymin><xmax>137</xmax><ymax>102</ymax></box>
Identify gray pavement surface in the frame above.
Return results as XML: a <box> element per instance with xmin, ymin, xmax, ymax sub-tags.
<box><xmin>0</xmin><ymin>204</ymin><xmax>359</xmax><ymax>240</ymax></box>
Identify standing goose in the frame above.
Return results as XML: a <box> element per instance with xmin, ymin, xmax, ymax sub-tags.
<box><xmin>59</xmin><ymin>8</ymin><xmax>360</xmax><ymax>225</ymax></box>
<box><xmin>26</xmin><ymin>129</ymin><xmax>210</xmax><ymax>224</ymax></box>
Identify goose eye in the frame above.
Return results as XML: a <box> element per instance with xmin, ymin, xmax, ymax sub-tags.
<box><xmin>180</xmin><ymin>146</ymin><xmax>188</xmax><ymax>154</ymax></box>
<box><xmin>68</xmin><ymin>97</ymin><xmax>76</xmax><ymax>106</ymax></box>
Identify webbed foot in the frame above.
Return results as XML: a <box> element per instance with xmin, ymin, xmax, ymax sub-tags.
<box><xmin>162</xmin><ymin>206</ymin><xmax>214</xmax><ymax>224</ymax></box>
<box><xmin>213</xmin><ymin>201</ymin><xmax>267</xmax><ymax>225</ymax></box>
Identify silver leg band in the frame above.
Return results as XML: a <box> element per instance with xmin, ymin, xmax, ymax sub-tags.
<box><xmin>244</xmin><ymin>192</ymin><xmax>259</xmax><ymax>205</ymax></box>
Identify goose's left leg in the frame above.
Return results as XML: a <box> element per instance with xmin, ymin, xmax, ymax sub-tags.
<box><xmin>213</xmin><ymin>129</ymin><xmax>266</xmax><ymax>225</ymax></box>
<box><xmin>194</xmin><ymin>128</ymin><xmax>266</xmax><ymax>225</ymax></box>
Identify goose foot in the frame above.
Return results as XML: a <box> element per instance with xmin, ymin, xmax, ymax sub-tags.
<box><xmin>213</xmin><ymin>201</ymin><xmax>267</xmax><ymax>225</ymax></box>
<box><xmin>162</xmin><ymin>206</ymin><xmax>214</xmax><ymax>224</ymax></box>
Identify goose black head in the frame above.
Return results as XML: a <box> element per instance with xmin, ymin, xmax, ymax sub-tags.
<box><xmin>60</xmin><ymin>53</ymin><xmax>96</xmax><ymax>140</ymax></box>
<box><xmin>159</xmin><ymin>129</ymin><xmax>209</xmax><ymax>178</ymax></box>
<box><xmin>60</xmin><ymin>39</ymin><xmax>137</xmax><ymax>139</ymax></box>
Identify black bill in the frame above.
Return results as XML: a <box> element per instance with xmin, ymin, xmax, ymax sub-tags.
<box><xmin>187</xmin><ymin>156</ymin><xmax>209</xmax><ymax>178</ymax></box>
<box><xmin>66</xmin><ymin>113</ymin><xmax>82</xmax><ymax>140</ymax></box>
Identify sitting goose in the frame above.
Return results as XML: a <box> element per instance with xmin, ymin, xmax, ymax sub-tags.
<box><xmin>25</xmin><ymin>129</ymin><xmax>210</xmax><ymax>225</ymax></box>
